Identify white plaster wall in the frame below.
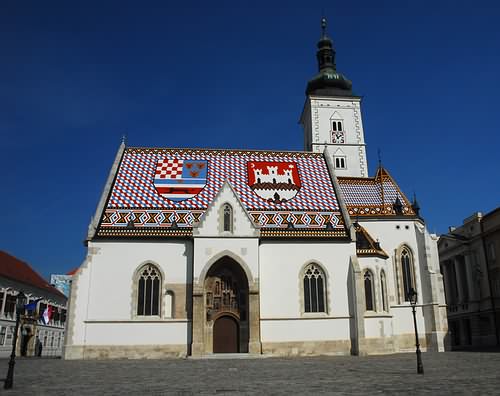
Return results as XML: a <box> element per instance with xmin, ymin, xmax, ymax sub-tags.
<box><xmin>261</xmin><ymin>318</ymin><xmax>351</xmax><ymax>342</ymax></box>
<box><xmin>70</xmin><ymin>240</ymin><xmax>191</xmax><ymax>348</ymax></box>
<box><xmin>193</xmin><ymin>238</ymin><xmax>259</xmax><ymax>283</ymax></box>
<box><xmin>85</xmin><ymin>321</ymin><xmax>188</xmax><ymax>345</ymax></box>
<box><xmin>392</xmin><ymin>306</ymin><xmax>426</xmax><ymax>336</ymax></box>
<box><xmin>364</xmin><ymin>317</ymin><xmax>394</xmax><ymax>338</ymax></box>
<box><xmin>259</xmin><ymin>240</ymin><xmax>355</xmax><ymax>342</ymax></box>
<box><xmin>86</xmin><ymin>241</ymin><xmax>190</xmax><ymax>320</ymax></box>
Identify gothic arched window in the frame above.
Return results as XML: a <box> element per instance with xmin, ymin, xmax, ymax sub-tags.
<box><xmin>137</xmin><ymin>264</ymin><xmax>161</xmax><ymax>316</ymax></box>
<box><xmin>401</xmin><ymin>247</ymin><xmax>416</xmax><ymax>302</ymax></box>
<box><xmin>364</xmin><ymin>270</ymin><xmax>375</xmax><ymax>311</ymax></box>
<box><xmin>380</xmin><ymin>270</ymin><xmax>388</xmax><ymax>312</ymax></box>
<box><xmin>223</xmin><ymin>203</ymin><xmax>233</xmax><ymax>232</ymax></box>
<box><xmin>303</xmin><ymin>263</ymin><xmax>326</xmax><ymax>313</ymax></box>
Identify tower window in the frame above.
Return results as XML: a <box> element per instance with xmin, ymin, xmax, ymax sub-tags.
<box><xmin>334</xmin><ymin>156</ymin><xmax>346</xmax><ymax>169</ymax></box>
<box><xmin>331</xmin><ymin>120</ymin><xmax>343</xmax><ymax>131</ymax></box>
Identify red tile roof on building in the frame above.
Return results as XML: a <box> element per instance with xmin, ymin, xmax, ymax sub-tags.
<box><xmin>66</xmin><ymin>268</ymin><xmax>79</xmax><ymax>276</ymax></box>
<box><xmin>337</xmin><ymin>167</ymin><xmax>415</xmax><ymax>217</ymax></box>
<box><xmin>97</xmin><ymin>147</ymin><xmax>349</xmax><ymax>238</ymax></box>
<box><xmin>0</xmin><ymin>251</ymin><xmax>66</xmax><ymax>299</ymax></box>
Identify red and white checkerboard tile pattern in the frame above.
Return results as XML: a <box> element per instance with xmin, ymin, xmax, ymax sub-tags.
<box><xmin>155</xmin><ymin>159</ymin><xmax>183</xmax><ymax>179</ymax></box>
<box><xmin>105</xmin><ymin>148</ymin><xmax>345</xmax><ymax>230</ymax></box>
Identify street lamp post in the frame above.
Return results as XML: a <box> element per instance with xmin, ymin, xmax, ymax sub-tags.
<box><xmin>3</xmin><ymin>291</ymin><xmax>26</xmax><ymax>390</ymax></box>
<box><xmin>408</xmin><ymin>287</ymin><xmax>424</xmax><ymax>374</ymax></box>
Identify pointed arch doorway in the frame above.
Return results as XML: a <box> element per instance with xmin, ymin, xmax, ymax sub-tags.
<box><xmin>205</xmin><ymin>256</ymin><xmax>249</xmax><ymax>353</ymax></box>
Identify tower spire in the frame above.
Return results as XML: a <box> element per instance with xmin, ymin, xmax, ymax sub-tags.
<box><xmin>321</xmin><ymin>16</ymin><xmax>327</xmax><ymax>39</ymax></box>
<box><xmin>316</xmin><ymin>17</ymin><xmax>336</xmax><ymax>72</ymax></box>
<box><xmin>305</xmin><ymin>17</ymin><xmax>352</xmax><ymax>96</ymax></box>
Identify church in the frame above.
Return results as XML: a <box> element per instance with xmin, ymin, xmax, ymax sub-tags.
<box><xmin>64</xmin><ymin>19</ymin><xmax>448</xmax><ymax>359</ymax></box>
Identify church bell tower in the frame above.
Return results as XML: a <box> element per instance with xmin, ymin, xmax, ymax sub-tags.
<box><xmin>300</xmin><ymin>18</ymin><xmax>368</xmax><ymax>177</ymax></box>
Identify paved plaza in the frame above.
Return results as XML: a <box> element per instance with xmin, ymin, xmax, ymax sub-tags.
<box><xmin>2</xmin><ymin>351</ymin><xmax>500</xmax><ymax>395</ymax></box>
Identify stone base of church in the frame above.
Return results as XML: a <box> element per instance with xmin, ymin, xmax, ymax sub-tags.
<box><xmin>64</xmin><ymin>344</ymin><xmax>188</xmax><ymax>360</ymax></box>
<box><xmin>261</xmin><ymin>340</ymin><xmax>352</xmax><ymax>356</ymax></box>
<box><xmin>359</xmin><ymin>334</ymin><xmax>428</xmax><ymax>355</ymax></box>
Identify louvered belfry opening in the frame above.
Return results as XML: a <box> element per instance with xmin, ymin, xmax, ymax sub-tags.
<box><xmin>205</xmin><ymin>257</ymin><xmax>249</xmax><ymax>353</ymax></box>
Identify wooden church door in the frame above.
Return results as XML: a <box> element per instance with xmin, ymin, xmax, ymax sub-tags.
<box><xmin>213</xmin><ymin>315</ymin><xmax>239</xmax><ymax>353</ymax></box>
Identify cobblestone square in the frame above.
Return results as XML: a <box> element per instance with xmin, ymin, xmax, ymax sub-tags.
<box><xmin>2</xmin><ymin>351</ymin><xmax>500</xmax><ymax>395</ymax></box>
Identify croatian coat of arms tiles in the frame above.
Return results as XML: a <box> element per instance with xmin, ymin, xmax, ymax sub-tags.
<box><xmin>154</xmin><ymin>159</ymin><xmax>208</xmax><ymax>202</ymax></box>
<box><xmin>247</xmin><ymin>161</ymin><xmax>301</xmax><ymax>204</ymax></box>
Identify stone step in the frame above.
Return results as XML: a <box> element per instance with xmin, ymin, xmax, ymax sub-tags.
<box><xmin>188</xmin><ymin>353</ymin><xmax>271</xmax><ymax>360</ymax></box>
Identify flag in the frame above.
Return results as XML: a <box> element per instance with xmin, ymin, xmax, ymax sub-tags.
<box><xmin>24</xmin><ymin>298</ymin><xmax>42</xmax><ymax>311</ymax></box>
<box><xmin>42</xmin><ymin>305</ymin><xmax>53</xmax><ymax>325</ymax></box>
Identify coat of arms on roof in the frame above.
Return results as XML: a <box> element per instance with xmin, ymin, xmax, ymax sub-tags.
<box><xmin>247</xmin><ymin>161</ymin><xmax>301</xmax><ymax>204</ymax></box>
<box><xmin>154</xmin><ymin>159</ymin><xmax>208</xmax><ymax>202</ymax></box>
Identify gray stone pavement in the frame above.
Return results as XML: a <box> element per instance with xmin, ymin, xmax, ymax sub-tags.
<box><xmin>1</xmin><ymin>352</ymin><xmax>500</xmax><ymax>395</ymax></box>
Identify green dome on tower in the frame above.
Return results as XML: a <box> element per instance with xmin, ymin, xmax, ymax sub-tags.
<box><xmin>306</xmin><ymin>18</ymin><xmax>354</xmax><ymax>96</ymax></box>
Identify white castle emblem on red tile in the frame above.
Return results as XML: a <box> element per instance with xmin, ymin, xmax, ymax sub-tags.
<box><xmin>247</xmin><ymin>161</ymin><xmax>301</xmax><ymax>204</ymax></box>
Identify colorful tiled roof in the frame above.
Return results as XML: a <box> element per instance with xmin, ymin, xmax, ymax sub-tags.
<box><xmin>337</xmin><ymin>167</ymin><xmax>415</xmax><ymax>217</ymax></box>
<box><xmin>354</xmin><ymin>224</ymin><xmax>389</xmax><ymax>258</ymax></box>
<box><xmin>97</xmin><ymin>148</ymin><xmax>348</xmax><ymax>238</ymax></box>
<box><xmin>0</xmin><ymin>251</ymin><xmax>67</xmax><ymax>299</ymax></box>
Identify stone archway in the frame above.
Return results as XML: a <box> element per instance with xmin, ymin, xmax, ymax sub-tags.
<box><xmin>205</xmin><ymin>257</ymin><xmax>249</xmax><ymax>353</ymax></box>
<box><xmin>191</xmin><ymin>254</ymin><xmax>261</xmax><ymax>356</ymax></box>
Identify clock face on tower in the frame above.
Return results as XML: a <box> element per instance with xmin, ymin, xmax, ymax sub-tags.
<box><xmin>330</xmin><ymin>119</ymin><xmax>345</xmax><ymax>144</ymax></box>
<box><xmin>332</xmin><ymin>130</ymin><xmax>345</xmax><ymax>144</ymax></box>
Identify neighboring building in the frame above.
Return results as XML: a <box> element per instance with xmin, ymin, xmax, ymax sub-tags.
<box><xmin>64</xmin><ymin>19</ymin><xmax>447</xmax><ymax>359</ymax></box>
<box><xmin>438</xmin><ymin>208</ymin><xmax>500</xmax><ymax>348</ymax></box>
<box><xmin>50</xmin><ymin>268</ymin><xmax>78</xmax><ymax>297</ymax></box>
<box><xmin>0</xmin><ymin>251</ymin><xmax>68</xmax><ymax>358</ymax></box>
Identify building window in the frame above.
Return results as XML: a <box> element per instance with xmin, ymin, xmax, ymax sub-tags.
<box><xmin>303</xmin><ymin>263</ymin><xmax>327</xmax><ymax>313</ymax></box>
<box><xmin>137</xmin><ymin>264</ymin><xmax>162</xmax><ymax>316</ymax></box>
<box><xmin>223</xmin><ymin>203</ymin><xmax>233</xmax><ymax>232</ymax></box>
<box><xmin>334</xmin><ymin>156</ymin><xmax>346</xmax><ymax>169</ymax></box>
<box><xmin>489</xmin><ymin>243</ymin><xmax>496</xmax><ymax>261</ymax></box>
<box><xmin>380</xmin><ymin>270</ymin><xmax>388</xmax><ymax>312</ymax></box>
<box><xmin>0</xmin><ymin>326</ymin><xmax>6</xmax><ymax>345</ymax></box>
<box><xmin>401</xmin><ymin>247</ymin><xmax>416</xmax><ymax>302</ymax></box>
<box><xmin>5</xmin><ymin>294</ymin><xmax>16</xmax><ymax>318</ymax></box>
<box><xmin>331</xmin><ymin>120</ymin><xmax>343</xmax><ymax>132</ymax></box>
<box><xmin>364</xmin><ymin>270</ymin><xmax>375</xmax><ymax>311</ymax></box>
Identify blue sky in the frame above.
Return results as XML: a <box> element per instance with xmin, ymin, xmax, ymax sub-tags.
<box><xmin>1</xmin><ymin>1</ymin><xmax>499</xmax><ymax>279</ymax></box>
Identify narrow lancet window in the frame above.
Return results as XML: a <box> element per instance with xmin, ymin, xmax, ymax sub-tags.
<box><xmin>223</xmin><ymin>203</ymin><xmax>233</xmax><ymax>232</ymax></box>
<box><xmin>364</xmin><ymin>270</ymin><xmax>375</xmax><ymax>311</ymax></box>
<box><xmin>303</xmin><ymin>263</ymin><xmax>326</xmax><ymax>313</ymax></box>
<box><xmin>380</xmin><ymin>270</ymin><xmax>388</xmax><ymax>312</ymax></box>
<box><xmin>401</xmin><ymin>248</ymin><xmax>415</xmax><ymax>301</ymax></box>
<box><xmin>137</xmin><ymin>264</ymin><xmax>161</xmax><ymax>316</ymax></box>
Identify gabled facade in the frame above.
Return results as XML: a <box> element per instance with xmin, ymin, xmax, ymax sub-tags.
<box><xmin>64</xmin><ymin>18</ymin><xmax>447</xmax><ymax>359</ymax></box>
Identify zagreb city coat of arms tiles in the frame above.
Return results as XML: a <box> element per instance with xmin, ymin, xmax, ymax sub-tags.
<box><xmin>99</xmin><ymin>148</ymin><xmax>347</xmax><ymax>237</ymax></box>
<box><xmin>247</xmin><ymin>161</ymin><xmax>300</xmax><ymax>204</ymax></box>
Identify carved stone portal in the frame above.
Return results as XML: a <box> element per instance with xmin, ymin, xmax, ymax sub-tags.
<box><xmin>204</xmin><ymin>257</ymin><xmax>249</xmax><ymax>353</ymax></box>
